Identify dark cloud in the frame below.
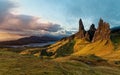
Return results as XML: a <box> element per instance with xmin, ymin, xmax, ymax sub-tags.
<box><xmin>45</xmin><ymin>24</ymin><xmax>63</xmax><ymax>32</ymax></box>
<box><xmin>0</xmin><ymin>14</ymin><xmax>63</xmax><ymax>36</ymax></box>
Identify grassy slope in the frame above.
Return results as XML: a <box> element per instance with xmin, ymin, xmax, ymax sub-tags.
<box><xmin>74</xmin><ymin>39</ymin><xmax>90</xmax><ymax>52</ymax></box>
<box><xmin>19</xmin><ymin>40</ymin><xmax>69</xmax><ymax>56</ymax></box>
<box><xmin>1</xmin><ymin>49</ymin><xmax>120</xmax><ymax>75</ymax></box>
<box><xmin>111</xmin><ymin>33</ymin><xmax>120</xmax><ymax>50</ymax></box>
<box><xmin>72</xmin><ymin>32</ymin><xmax>120</xmax><ymax>61</ymax></box>
<box><xmin>103</xmin><ymin>50</ymin><xmax>120</xmax><ymax>61</ymax></box>
<box><xmin>73</xmin><ymin>40</ymin><xmax>114</xmax><ymax>57</ymax></box>
<box><xmin>1</xmin><ymin>29</ymin><xmax>120</xmax><ymax>75</ymax></box>
<box><xmin>101</xmin><ymin>32</ymin><xmax>120</xmax><ymax>61</ymax></box>
<box><xmin>47</xmin><ymin>40</ymin><xmax>69</xmax><ymax>53</ymax></box>
<box><xmin>55</xmin><ymin>40</ymin><xmax>75</xmax><ymax>57</ymax></box>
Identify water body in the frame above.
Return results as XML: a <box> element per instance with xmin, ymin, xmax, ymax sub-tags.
<box><xmin>7</xmin><ymin>42</ymin><xmax>55</xmax><ymax>48</ymax></box>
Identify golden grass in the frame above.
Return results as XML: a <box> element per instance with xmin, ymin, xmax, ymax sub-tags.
<box><xmin>47</xmin><ymin>40</ymin><xmax>69</xmax><ymax>53</ymax></box>
<box><xmin>20</xmin><ymin>48</ymin><xmax>42</xmax><ymax>55</ymax></box>
<box><xmin>74</xmin><ymin>38</ymin><xmax>90</xmax><ymax>52</ymax></box>
<box><xmin>103</xmin><ymin>50</ymin><xmax>120</xmax><ymax>61</ymax></box>
<box><xmin>73</xmin><ymin>40</ymin><xmax>114</xmax><ymax>57</ymax></box>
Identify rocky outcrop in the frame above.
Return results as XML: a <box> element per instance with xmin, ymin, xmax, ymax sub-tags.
<box><xmin>92</xmin><ymin>19</ymin><xmax>111</xmax><ymax>42</ymax></box>
<box><xmin>85</xmin><ymin>24</ymin><xmax>96</xmax><ymax>41</ymax></box>
<box><xmin>85</xmin><ymin>31</ymin><xmax>90</xmax><ymax>41</ymax></box>
<box><xmin>75</xmin><ymin>19</ymin><xmax>86</xmax><ymax>39</ymax></box>
<box><xmin>61</xmin><ymin>18</ymin><xmax>110</xmax><ymax>42</ymax></box>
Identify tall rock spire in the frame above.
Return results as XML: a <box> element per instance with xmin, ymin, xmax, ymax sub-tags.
<box><xmin>92</xmin><ymin>18</ymin><xmax>111</xmax><ymax>42</ymax></box>
<box><xmin>79</xmin><ymin>19</ymin><xmax>84</xmax><ymax>31</ymax></box>
<box><xmin>85</xmin><ymin>24</ymin><xmax>96</xmax><ymax>41</ymax></box>
<box><xmin>75</xmin><ymin>19</ymin><xmax>86</xmax><ymax>39</ymax></box>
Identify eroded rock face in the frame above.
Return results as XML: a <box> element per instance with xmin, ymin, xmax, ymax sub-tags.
<box><xmin>85</xmin><ymin>31</ymin><xmax>90</xmax><ymax>41</ymax></box>
<box><xmin>75</xmin><ymin>19</ymin><xmax>86</xmax><ymax>39</ymax></box>
<box><xmin>62</xmin><ymin>18</ymin><xmax>110</xmax><ymax>42</ymax></box>
<box><xmin>85</xmin><ymin>24</ymin><xmax>96</xmax><ymax>41</ymax></box>
<box><xmin>92</xmin><ymin>19</ymin><xmax>111</xmax><ymax>42</ymax></box>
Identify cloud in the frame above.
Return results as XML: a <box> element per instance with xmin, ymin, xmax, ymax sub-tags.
<box><xmin>0</xmin><ymin>0</ymin><xmax>64</xmax><ymax>41</ymax></box>
<box><xmin>0</xmin><ymin>32</ymin><xmax>25</xmax><ymax>41</ymax></box>
<box><xmin>0</xmin><ymin>14</ymin><xmax>62</xmax><ymax>33</ymax></box>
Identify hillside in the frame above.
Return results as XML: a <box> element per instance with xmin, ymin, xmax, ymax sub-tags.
<box><xmin>1</xmin><ymin>49</ymin><xmax>120</xmax><ymax>75</ymax></box>
<box><xmin>0</xmin><ymin>36</ymin><xmax>60</xmax><ymax>46</ymax></box>
<box><xmin>103</xmin><ymin>26</ymin><xmax>120</xmax><ymax>61</ymax></box>
<box><xmin>20</xmin><ymin>19</ymin><xmax>120</xmax><ymax>61</ymax></box>
<box><xmin>20</xmin><ymin>18</ymin><xmax>120</xmax><ymax>61</ymax></box>
<box><xmin>44</xmin><ymin>19</ymin><xmax>115</xmax><ymax>58</ymax></box>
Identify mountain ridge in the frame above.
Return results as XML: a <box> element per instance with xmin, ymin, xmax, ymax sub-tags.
<box><xmin>0</xmin><ymin>36</ymin><xmax>60</xmax><ymax>46</ymax></box>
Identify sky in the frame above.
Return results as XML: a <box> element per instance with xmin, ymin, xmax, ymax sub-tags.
<box><xmin>0</xmin><ymin>0</ymin><xmax>120</xmax><ymax>41</ymax></box>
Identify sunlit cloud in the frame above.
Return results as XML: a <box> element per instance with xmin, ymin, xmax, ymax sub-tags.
<box><xmin>0</xmin><ymin>0</ymin><xmax>64</xmax><ymax>41</ymax></box>
<box><xmin>0</xmin><ymin>32</ymin><xmax>26</xmax><ymax>41</ymax></box>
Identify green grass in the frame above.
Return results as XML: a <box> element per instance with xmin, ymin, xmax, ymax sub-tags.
<box><xmin>55</xmin><ymin>40</ymin><xmax>75</xmax><ymax>57</ymax></box>
<box><xmin>0</xmin><ymin>48</ymin><xmax>120</xmax><ymax>75</ymax></box>
<box><xmin>111</xmin><ymin>33</ymin><xmax>120</xmax><ymax>50</ymax></box>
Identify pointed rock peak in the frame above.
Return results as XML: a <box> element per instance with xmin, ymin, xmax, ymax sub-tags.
<box><xmin>99</xmin><ymin>18</ymin><xmax>103</xmax><ymax>22</ymax></box>
<box><xmin>75</xmin><ymin>19</ymin><xmax>86</xmax><ymax>39</ymax></box>
<box><xmin>90</xmin><ymin>24</ymin><xmax>95</xmax><ymax>28</ymax></box>
<box><xmin>98</xmin><ymin>18</ymin><xmax>110</xmax><ymax>30</ymax></box>
<box><xmin>90</xmin><ymin>24</ymin><xmax>96</xmax><ymax>31</ymax></box>
<box><xmin>79</xmin><ymin>19</ymin><xmax>84</xmax><ymax>31</ymax></box>
<box><xmin>92</xmin><ymin>19</ymin><xmax>111</xmax><ymax>42</ymax></box>
<box><xmin>85</xmin><ymin>24</ymin><xmax>96</xmax><ymax>41</ymax></box>
<box><xmin>79</xmin><ymin>19</ymin><xmax>83</xmax><ymax>24</ymax></box>
<box><xmin>98</xmin><ymin>18</ymin><xmax>104</xmax><ymax>29</ymax></box>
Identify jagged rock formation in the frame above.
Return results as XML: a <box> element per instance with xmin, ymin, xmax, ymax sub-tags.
<box><xmin>85</xmin><ymin>31</ymin><xmax>90</xmax><ymax>41</ymax></box>
<box><xmin>75</xmin><ymin>18</ymin><xmax>110</xmax><ymax>42</ymax></box>
<box><xmin>85</xmin><ymin>24</ymin><xmax>96</xmax><ymax>41</ymax></box>
<box><xmin>92</xmin><ymin>19</ymin><xmax>111</xmax><ymax>42</ymax></box>
<box><xmin>75</xmin><ymin>19</ymin><xmax>86</xmax><ymax>39</ymax></box>
<box><xmin>20</xmin><ymin>18</ymin><xmax>114</xmax><ymax>59</ymax></box>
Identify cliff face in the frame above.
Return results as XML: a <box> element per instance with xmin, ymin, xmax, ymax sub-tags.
<box><xmin>75</xmin><ymin>19</ymin><xmax>86</xmax><ymax>39</ymax></box>
<box><xmin>92</xmin><ymin>19</ymin><xmax>111</xmax><ymax>42</ymax></box>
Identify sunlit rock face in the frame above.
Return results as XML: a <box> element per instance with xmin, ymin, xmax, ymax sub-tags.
<box><xmin>92</xmin><ymin>19</ymin><xmax>111</xmax><ymax>42</ymax></box>
<box><xmin>69</xmin><ymin>18</ymin><xmax>110</xmax><ymax>42</ymax></box>
<box><xmin>75</xmin><ymin>19</ymin><xmax>86</xmax><ymax>39</ymax></box>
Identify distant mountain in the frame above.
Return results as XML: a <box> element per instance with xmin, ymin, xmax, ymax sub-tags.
<box><xmin>0</xmin><ymin>36</ymin><xmax>61</xmax><ymax>45</ymax></box>
<box><xmin>111</xmin><ymin>26</ymin><xmax>120</xmax><ymax>33</ymax></box>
